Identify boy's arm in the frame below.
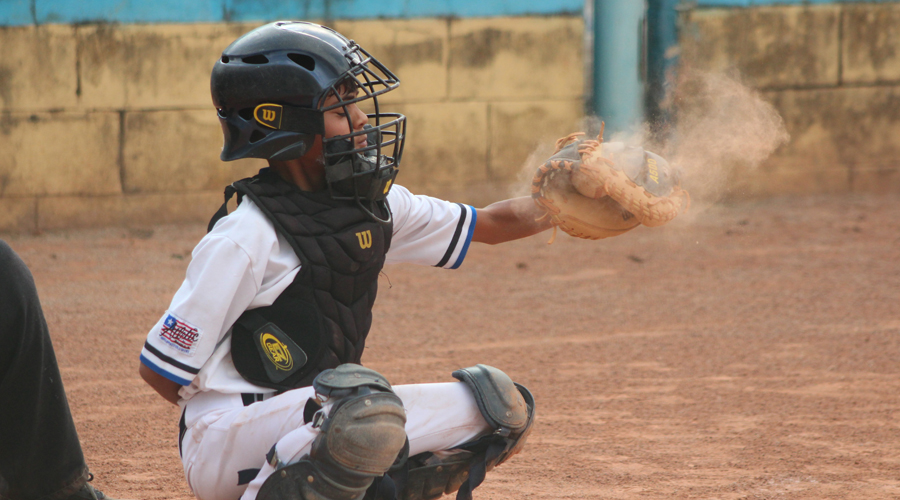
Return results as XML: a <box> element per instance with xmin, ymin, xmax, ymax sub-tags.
<box><xmin>473</xmin><ymin>197</ymin><xmax>552</xmax><ymax>245</ymax></box>
<box><xmin>139</xmin><ymin>362</ymin><xmax>182</xmax><ymax>405</ymax></box>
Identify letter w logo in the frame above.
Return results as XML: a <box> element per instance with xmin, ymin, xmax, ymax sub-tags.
<box><xmin>356</xmin><ymin>230</ymin><xmax>372</xmax><ymax>249</ymax></box>
<box><xmin>253</xmin><ymin>103</ymin><xmax>283</xmax><ymax>129</ymax></box>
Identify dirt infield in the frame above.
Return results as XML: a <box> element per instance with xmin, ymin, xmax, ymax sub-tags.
<box><xmin>5</xmin><ymin>192</ymin><xmax>900</xmax><ymax>500</ymax></box>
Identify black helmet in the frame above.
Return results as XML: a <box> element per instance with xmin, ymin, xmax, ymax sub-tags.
<box><xmin>211</xmin><ymin>21</ymin><xmax>406</xmax><ymax>223</ymax></box>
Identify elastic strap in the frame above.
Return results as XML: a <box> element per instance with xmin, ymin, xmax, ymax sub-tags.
<box><xmin>234</xmin><ymin>309</ymin><xmax>268</xmax><ymax>333</ymax></box>
<box><xmin>455</xmin><ymin>439</ymin><xmax>505</xmax><ymax>500</ymax></box>
<box><xmin>281</xmin><ymin>106</ymin><xmax>325</xmax><ymax>135</ymax></box>
<box><xmin>207</xmin><ymin>184</ymin><xmax>239</xmax><ymax>233</ymax></box>
<box><xmin>178</xmin><ymin>408</ymin><xmax>187</xmax><ymax>458</ymax></box>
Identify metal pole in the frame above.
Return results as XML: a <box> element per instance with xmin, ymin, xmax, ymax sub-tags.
<box><xmin>591</xmin><ymin>0</ymin><xmax>647</xmax><ymax>136</ymax></box>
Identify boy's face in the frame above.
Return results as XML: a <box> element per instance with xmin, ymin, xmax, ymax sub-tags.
<box><xmin>322</xmin><ymin>87</ymin><xmax>369</xmax><ymax>150</ymax></box>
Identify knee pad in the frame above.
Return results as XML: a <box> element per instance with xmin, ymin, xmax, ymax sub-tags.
<box><xmin>384</xmin><ymin>365</ymin><xmax>535</xmax><ymax>500</ymax></box>
<box><xmin>258</xmin><ymin>364</ymin><xmax>408</xmax><ymax>500</ymax></box>
<box><xmin>452</xmin><ymin>364</ymin><xmax>535</xmax><ymax>466</ymax></box>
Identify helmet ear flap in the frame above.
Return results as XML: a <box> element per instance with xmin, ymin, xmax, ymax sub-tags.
<box><xmin>217</xmin><ymin>101</ymin><xmax>321</xmax><ymax>162</ymax></box>
<box><xmin>270</xmin><ymin>137</ymin><xmax>315</xmax><ymax>162</ymax></box>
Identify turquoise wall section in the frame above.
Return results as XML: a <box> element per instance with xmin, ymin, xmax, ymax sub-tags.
<box><xmin>2</xmin><ymin>0</ymin><xmax>897</xmax><ymax>26</ymax></box>
<box><xmin>697</xmin><ymin>0</ymin><xmax>894</xmax><ymax>5</ymax></box>
<box><xmin>0</xmin><ymin>0</ymin><xmax>583</xmax><ymax>25</ymax></box>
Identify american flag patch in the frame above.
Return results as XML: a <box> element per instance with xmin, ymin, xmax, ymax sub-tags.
<box><xmin>159</xmin><ymin>314</ymin><xmax>201</xmax><ymax>355</ymax></box>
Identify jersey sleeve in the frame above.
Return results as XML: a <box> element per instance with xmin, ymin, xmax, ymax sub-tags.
<box><xmin>140</xmin><ymin>205</ymin><xmax>279</xmax><ymax>386</ymax></box>
<box><xmin>385</xmin><ymin>185</ymin><xmax>477</xmax><ymax>269</ymax></box>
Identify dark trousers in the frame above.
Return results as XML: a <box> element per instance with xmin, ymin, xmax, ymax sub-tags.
<box><xmin>0</xmin><ymin>240</ymin><xmax>89</xmax><ymax>500</ymax></box>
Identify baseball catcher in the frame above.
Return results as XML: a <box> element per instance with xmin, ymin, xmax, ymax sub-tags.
<box><xmin>532</xmin><ymin>123</ymin><xmax>689</xmax><ymax>243</ymax></box>
<box><xmin>138</xmin><ymin>21</ymin><xmax>542</xmax><ymax>500</ymax></box>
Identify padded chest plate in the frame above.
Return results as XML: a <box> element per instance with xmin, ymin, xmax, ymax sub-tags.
<box><xmin>222</xmin><ymin>169</ymin><xmax>393</xmax><ymax>390</ymax></box>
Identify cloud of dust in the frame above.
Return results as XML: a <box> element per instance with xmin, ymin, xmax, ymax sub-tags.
<box><xmin>660</xmin><ymin>69</ymin><xmax>790</xmax><ymax>204</ymax></box>
<box><xmin>513</xmin><ymin>70</ymin><xmax>790</xmax><ymax>215</ymax></box>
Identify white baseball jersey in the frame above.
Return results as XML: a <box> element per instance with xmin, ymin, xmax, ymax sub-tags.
<box><xmin>139</xmin><ymin>184</ymin><xmax>489</xmax><ymax>500</ymax></box>
<box><xmin>139</xmin><ymin>184</ymin><xmax>476</xmax><ymax>400</ymax></box>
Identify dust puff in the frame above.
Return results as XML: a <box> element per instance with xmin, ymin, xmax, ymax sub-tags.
<box><xmin>663</xmin><ymin>69</ymin><xmax>790</xmax><ymax>205</ymax></box>
<box><xmin>516</xmin><ymin>69</ymin><xmax>790</xmax><ymax>228</ymax></box>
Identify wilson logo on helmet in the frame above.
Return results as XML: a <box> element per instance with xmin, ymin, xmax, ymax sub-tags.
<box><xmin>254</xmin><ymin>104</ymin><xmax>284</xmax><ymax>129</ymax></box>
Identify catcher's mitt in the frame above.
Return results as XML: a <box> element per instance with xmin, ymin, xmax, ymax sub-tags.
<box><xmin>532</xmin><ymin>124</ymin><xmax>689</xmax><ymax>243</ymax></box>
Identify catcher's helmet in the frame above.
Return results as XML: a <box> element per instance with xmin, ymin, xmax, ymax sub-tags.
<box><xmin>211</xmin><ymin>21</ymin><xmax>405</xmax><ymax>223</ymax></box>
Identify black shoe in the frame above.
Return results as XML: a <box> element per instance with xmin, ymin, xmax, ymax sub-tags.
<box><xmin>68</xmin><ymin>478</ymin><xmax>115</xmax><ymax>500</ymax></box>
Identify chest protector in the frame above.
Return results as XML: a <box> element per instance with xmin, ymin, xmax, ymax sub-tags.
<box><xmin>208</xmin><ymin>169</ymin><xmax>392</xmax><ymax>391</ymax></box>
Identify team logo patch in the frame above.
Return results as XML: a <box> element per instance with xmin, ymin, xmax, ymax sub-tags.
<box><xmin>254</xmin><ymin>103</ymin><xmax>283</xmax><ymax>129</ymax></box>
<box><xmin>253</xmin><ymin>322</ymin><xmax>307</xmax><ymax>383</ymax></box>
<box><xmin>260</xmin><ymin>333</ymin><xmax>293</xmax><ymax>371</ymax></box>
<box><xmin>159</xmin><ymin>313</ymin><xmax>201</xmax><ymax>355</ymax></box>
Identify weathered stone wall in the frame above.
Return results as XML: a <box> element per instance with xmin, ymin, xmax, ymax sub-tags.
<box><xmin>680</xmin><ymin>3</ymin><xmax>900</xmax><ymax>198</ymax></box>
<box><xmin>5</xmin><ymin>4</ymin><xmax>895</xmax><ymax>232</ymax></box>
<box><xmin>0</xmin><ymin>17</ymin><xmax>585</xmax><ymax>232</ymax></box>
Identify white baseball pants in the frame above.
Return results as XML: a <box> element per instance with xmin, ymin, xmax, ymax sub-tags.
<box><xmin>179</xmin><ymin>382</ymin><xmax>492</xmax><ymax>500</ymax></box>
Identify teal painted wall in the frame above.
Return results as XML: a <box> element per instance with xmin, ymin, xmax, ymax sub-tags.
<box><xmin>0</xmin><ymin>0</ymin><xmax>582</xmax><ymax>25</ymax></box>
<box><xmin>4</xmin><ymin>0</ymin><xmax>899</xmax><ymax>26</ymax></box>
<box><xmin>697</xmin><ymin>0</ymin><xmax>896</xmax><ymax>5</ymax></box>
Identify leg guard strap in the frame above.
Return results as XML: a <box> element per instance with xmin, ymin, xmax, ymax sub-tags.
<box><xmin>453</xmin><ymin>383</ymin><xmax>534</xmax><ymax>500</ymax></box>
<box><xmin>366</xmin><ymin>366</ymin><xmax>535</xmax><ymax>500</ymax></box>
<box><xmin>259</xmin><ymin>459</ymin><xmax>366</xmax><ymax>500</ymax></box>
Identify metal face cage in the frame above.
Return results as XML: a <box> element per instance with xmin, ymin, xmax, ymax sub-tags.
<box><xmin>320</xmin><ymin>42</ymin><xmax>407</xmax><ymax>225</ymax></box>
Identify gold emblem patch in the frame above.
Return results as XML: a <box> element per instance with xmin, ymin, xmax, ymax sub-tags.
<box><xmin>356</xmin><ymin>230</ymin><xmax>373</xmax><ymax>249</ymax></box>
<box><xmin>260</xmin><ymin>332</ymin><xmax>293</xmax><ymax>371</ymax></box>
<box><xmin>383</xmin><ymin>180</ymin><xmax>392</xmax><ymax>194</ymax></box>
<box><xmin>254</xmin><ymin>104</ymin><xmax>283</xmax><ymax>130</ymax></box>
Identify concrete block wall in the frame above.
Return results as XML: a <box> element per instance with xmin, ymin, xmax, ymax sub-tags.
<box><xmin>7</xmin><ymin>3</ymin><xmax>894</xmax><ymax>233</ymax></box>
<box><xmin>679</xmin><ymin>3</ymin><xmax>900</xmax><ymax>198</ymax></box>
<box><xmin>0</xmin><ymin>17</ymin><xmax>585</xmax><ymax>233</ymax></box>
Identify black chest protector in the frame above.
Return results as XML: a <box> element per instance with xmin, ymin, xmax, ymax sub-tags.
<box><xmin>208</xmin><ymin>168</ymin><xmax>392</xmax><ymax>391</ymax></box>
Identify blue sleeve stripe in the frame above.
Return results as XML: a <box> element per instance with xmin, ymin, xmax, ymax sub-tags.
<box><xmin>140</xmin><ymin>354</ymin><xmax>193</xmax><ymax>386</ymax></box>
<box><xmin>450</xmin><ymin>206</ymin><xmax>476</xmax><ymax>270</ymax></box>
<box><xmin>435</xmin><ymin>202</ymin><xmax>468</xmax><ymax>268</ymax></box>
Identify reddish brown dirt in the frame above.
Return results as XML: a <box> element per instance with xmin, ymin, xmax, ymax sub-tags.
<box><xmin>5</xmin><ymin>193</ymin><xmax>900</xmax><ymax>500</ymax></box>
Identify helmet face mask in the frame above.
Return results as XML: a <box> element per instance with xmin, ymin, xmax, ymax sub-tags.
<box><xmin>211</xmin><ymin>21</ymin><xmax>406</xmax><ymax>222</ymax></box>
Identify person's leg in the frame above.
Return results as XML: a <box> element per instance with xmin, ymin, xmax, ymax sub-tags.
<box><xmin>180</xmin><ymin>388</ymin><xmax>319</xmax><ymax>500</ymax></box>
<box><xmin>237</xmin><ymin>382</ymin><xmax>491</xmax><ymax>500</ymax></box>
<box><xmin>394</xmin><ymin>383</ymin><xmax>494</xmax><ymax>457</ymax></box>
<box><xmin>0</xmin><ymin>240</ymin><xmax>92</xmax><ymax>499</ymax></box>
<box><xmin>399</xmin><ymin>365</ymin><xmax>535</xmax><ymax>500</ymax></box>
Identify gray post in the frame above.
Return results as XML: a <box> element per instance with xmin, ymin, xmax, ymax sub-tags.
<box><xmin>590</xmin><ymin>0</ymin><xmax>647</xmax><ymax>136</ymax></box>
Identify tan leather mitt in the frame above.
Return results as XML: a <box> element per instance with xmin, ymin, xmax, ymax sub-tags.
<box><xmin>531</xmin><ymin>125</ymin><xmax>689</xmax><ymax>242</ymax></box>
